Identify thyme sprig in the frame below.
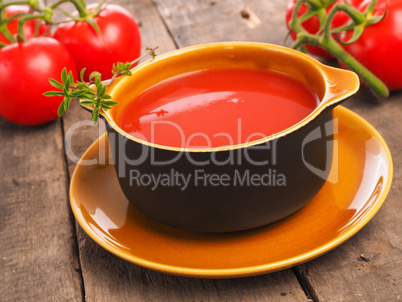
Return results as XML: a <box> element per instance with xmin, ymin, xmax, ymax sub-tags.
<box><xmin>44</xmin><ymin>47</ymin><xmax>158</xmax><ymax>125</ymax></box>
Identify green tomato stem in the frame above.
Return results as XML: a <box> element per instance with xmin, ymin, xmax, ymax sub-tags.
<box><xmin>0</xmin><ymin>24</ymin><xmax>16</xmax><ymax>44</ymax></box>
<box><xmin>322</xmin><ymin>0</ymin><xmax>388</xmax><ymax>97</ymax></box>
<box><xmin>293</xmin><ymin>33</ymin><xmax>389</xmax><ymax>98</ymax></box>
<box><xmin>17</xmin><ymin>13</ymin><xmax>46</xmax><ymax>41</ymax></box>
<box><xmin>366</xmin><ymin>0</ymin><xmax>379</xmax><ymax>15</ymax></box>
<box><xmin>68</xmin><ymin>0</ymin><xmax>88</xmax><ymax>18</ymax></box>
<box><xmin>290</xmin><ymin>0</ymin><xmax>388</xmax><ymax>99</ymax></box>
<box><xmin>0</xmin><ymin>12</ymin><xmax>27</xmax><ymax>45</ymax></box>
<box><xmin>290</xmin><ymin>0</ymin><xmax>308</xmax><ymax>34</ymax></box>
<box><xmin>330</xmin><ymin>23</ymin><xmax>357</xmax><ymax>33</ymax></box>
<box><xmin>49</xmin><ymin>0</ymin><xmax>88</xmax><ymax>17</ymax></box>
<box><xmin>336</xmin><ymin>3</ymin><xmax>366</xmax><ymax>25</ymax></box>
<box><xmin>306</xmin><ymin>0</ymin><xmax>323</xmax><ymax>9</ymax></box>
<box><xmin>323</xmin><ymin>37</ymin><xmax>389</xmax><ymax>98</ymax></box>
<box><xmin>324</xmin><ymin>0</ymin><xmax>338</xmax><ymax>7</ymax></box>
<box><xmin>324</xmin><ymin>3</ymin><xmax>362</xmax><ymax>41</ymax></box>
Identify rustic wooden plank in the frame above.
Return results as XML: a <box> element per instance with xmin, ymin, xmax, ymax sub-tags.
<box><xmin>154</xmin><ymin>0</ymin><xmax>402</xmax><ymax>301</ymax></box>
<box><xmin>60</xmin><ymin>0</ymin><xmax>309</xmax><ymax>301</ymax></box>
<box><xmin>153</xmin><ymin>0</ymin><xmax>289</xmax><ymax>48</ymax></box>
<box><xmin>0</xmin><ymin>117</ymin><xmax>83</xmax><ymax>300</ymax></box>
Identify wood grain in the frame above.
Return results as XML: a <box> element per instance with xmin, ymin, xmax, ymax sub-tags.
<box><xmin>0</xmin><ymin>118</ymin><xmax>83</xmax><ymax>301</ymax></box>
<box><xmin>153</xmin><ymin>0</ymin><xmax>289</xmax><ymax>48</ymax></box>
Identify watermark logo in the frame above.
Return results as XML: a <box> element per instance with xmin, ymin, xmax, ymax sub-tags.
<box><xmin>64</xmin><ymin>117</ymin><xmax>338</xmax><ymax>188</ymax></box>
<box><xmin>129</xmin><ymin>168</ymin><xmax>286</xmax><ymax>191</ymax></box>
<box><xmin>302</xmin><ymin>119</ymin><xmax>338</xmax><ymax>184</ymax></box>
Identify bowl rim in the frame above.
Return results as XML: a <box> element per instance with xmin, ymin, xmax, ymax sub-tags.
<box><xmin>82</xmin><ymin>42</ymin><xmax>359</xmax><ymax>153</ymax></box>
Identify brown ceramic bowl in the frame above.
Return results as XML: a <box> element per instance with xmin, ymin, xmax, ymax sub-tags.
<box><xmin>81</xmin><ymin>42</ymin><xmax>359</xmax><ymax>233</ymax></box>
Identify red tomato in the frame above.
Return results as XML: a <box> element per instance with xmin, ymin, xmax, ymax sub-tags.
<box><xmin>0</xmin><ymin>5</ymin><xmax>50</xmax><ymax>45</ymax></box>
<box><xmin>339</xmin><ymin>0</ymin><xmax>402</xmax><ymax>90</ymax></box>
<box><xmin>285</xmin><ymin>0</ymin><xmax>363</xmax><ymax>58</ymax></box>
<box><xmin>0</xmin><ymin>37</ymin><xmax>77</xmax><ymax>125</ymax></box>
<box><xmin>53</xmin><ymin>4</ymin><xmax>141</xmax><ymax>81</ymax></box>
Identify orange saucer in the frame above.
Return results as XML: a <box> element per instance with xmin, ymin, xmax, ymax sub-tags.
<box><xmin>70</xmin><ymin>106</ymin><xmax>392</xmax><ymax>278</ymax></box>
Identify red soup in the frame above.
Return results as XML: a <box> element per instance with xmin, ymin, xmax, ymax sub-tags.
<box><xmin>118</xmin><ymin>68</ymin><xmax>319</xmax><ymax>148</ymax></box>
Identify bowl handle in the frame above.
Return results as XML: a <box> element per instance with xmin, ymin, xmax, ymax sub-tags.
<box><xmin>321</xmin><ymin>64</ymin><xmax>360</xmax><ymax>106</ymax></box>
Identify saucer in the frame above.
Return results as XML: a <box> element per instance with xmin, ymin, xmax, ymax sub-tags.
<box><xmin>69</xmin><ymin>106</ymin><xmax>393</xmax><ymax>278</ymax></box>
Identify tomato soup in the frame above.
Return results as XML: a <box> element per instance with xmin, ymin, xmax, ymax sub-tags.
<box><xmin>118</xmin><ymin>68</ymin><xmax>319</xmax><ymax>148</ymax></box>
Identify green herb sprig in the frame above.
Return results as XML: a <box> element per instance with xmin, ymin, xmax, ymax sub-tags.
<box><xmin>44</xmin><ymin>47</ymin><xmax>158</xmax><ymax>125</ymax></box>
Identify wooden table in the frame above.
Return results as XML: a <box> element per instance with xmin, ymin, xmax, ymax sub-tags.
<box><xmin>1</xmin><ymin>0</ymin><xmax>401</xmax><ymax>301</ymax></box>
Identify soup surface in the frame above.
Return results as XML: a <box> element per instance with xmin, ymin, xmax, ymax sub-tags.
<box><xmin>118</xmin><ymin>68</ymin><xmax>319</xmax><ymax>148</ymax></box>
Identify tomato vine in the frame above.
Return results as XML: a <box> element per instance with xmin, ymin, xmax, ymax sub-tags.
<box><xmin>0</xmin><ymin>0</ymin><xmax>147</xmax><ymax>125</ymax></box>
<box><xmin>287</xmin><ymin>0</ymin><xmax>389</xmax><ymax>98</ymax></box>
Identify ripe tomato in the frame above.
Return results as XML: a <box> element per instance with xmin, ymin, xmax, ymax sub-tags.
<box><xmin>285</xmin><ymin>0</ymin><xmax>363</xmax><ymax>58</ymax></box>
<box><xmin>53</xmin><ymin>4</ymin><xmax>141</xmax><ymax>81</ymax></box>
<box><xmin>0</xmin><ymin>37</ymin><xmax>77</xmax><ymax>125</ymax></box>
<box><xmin>339</xmin><ymin>0</ymin><xmax>402</xmax><ymax>90</ymax></box>
<box><xmin>0</xmin><ymin>5</ymin><xmax>50</xmax><ymax>45</ymax></box>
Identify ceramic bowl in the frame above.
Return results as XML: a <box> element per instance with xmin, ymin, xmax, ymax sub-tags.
<box><xmin>81</xmin><ymin>42</ymin><xmax>359</xmax><ymax>233</ymax></box>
